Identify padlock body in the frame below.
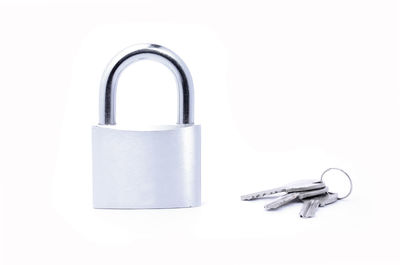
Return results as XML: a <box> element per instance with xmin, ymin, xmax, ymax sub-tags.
<box><xmin>92</xmin><ymin>125</ymin><xmax>201</xmax><ymax>209</ymax></box>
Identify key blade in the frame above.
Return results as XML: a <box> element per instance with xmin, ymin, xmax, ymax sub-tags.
<box><xmin>264</xmin><ymin>193</ymin><xmax>299</xmax><ymax>210</ymax></box>
<box><xmin>299</xmin><ymin>200</ymin><xmax>313</xmax><ymax>218</ymax></box>
<box><xmin>241</xmin><ymin>186</ymin><xmax>286</xmax><ymax>201</ymax></box>
<box><xmin>300</xmin><ymin>200</ymin><xmax>320</xmax><ymax>218</ymax></box>
<box><xmin>241</xmin><ymin>179</ymin><xmax>325</xmax><ymax>201</ymax></box>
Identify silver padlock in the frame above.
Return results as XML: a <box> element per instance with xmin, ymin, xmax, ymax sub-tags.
<box><xmin>92</xmin><ymin>44</ymin><xmax>201</xmax><ymax>209</ymax></box>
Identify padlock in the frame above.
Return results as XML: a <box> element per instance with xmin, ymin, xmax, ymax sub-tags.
<box><xmin>92</xmin><ymin>44</ymin><xmax>201</xmax><ymax>209</ymax></box>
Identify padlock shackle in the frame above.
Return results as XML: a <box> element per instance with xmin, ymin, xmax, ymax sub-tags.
<box><xmin>99</xmin><ymin>44</ymin><xmax>194</xmax><ymax>125</ymax></box>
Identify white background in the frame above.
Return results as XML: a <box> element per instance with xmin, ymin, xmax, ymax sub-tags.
<box><xmin>1</xmin><ymin>1</ymin><xmax>399</xmax><ymax>264</ymax></box>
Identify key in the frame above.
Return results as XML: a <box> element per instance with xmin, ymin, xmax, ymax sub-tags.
<box><xmin>299</xmin><ymin>192</ymin><xmax>338</xmax><ymax>218</ymax></box>
<box><xmin>241</xmin><ymin>179</ymin><xmax>325</xmax><ymax>201</ymax></box>
<box><xmin>264</xmin><ymin>186</ymin><xmax>329</xmax><ymax>210</ymax></box>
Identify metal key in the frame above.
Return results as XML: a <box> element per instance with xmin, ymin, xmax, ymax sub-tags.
<box><xmin>264</xmin><ymin>186</ymin><xmax>329</xmax><ymax>210</ymax></box>
<box><xmin>241</xmin><ymin>179</ymin><xmax>325</xmax><ymax>201</ymax></box>
<box><xmin>299</xmin><ymin>192</ymin><xmax>338</xmax><ymax>218</ymax></box>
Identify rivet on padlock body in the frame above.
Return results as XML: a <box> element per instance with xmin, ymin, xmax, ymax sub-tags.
<box><xmin>92</xmin><ymin>44</ymin><xmax>201</xmax><ymax>209</ymax></box>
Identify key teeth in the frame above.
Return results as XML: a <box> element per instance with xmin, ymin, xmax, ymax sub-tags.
<box><xmin>241</xmin><ymin>193</ymin><xmax>268</xmax><ymax>201</ymax></box>
<box><xmin>264</xmin><ymin>193</ymin><xmax>299</xmax><ymax>210</ymax></box>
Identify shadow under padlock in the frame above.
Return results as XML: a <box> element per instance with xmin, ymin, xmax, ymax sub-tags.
<box><xmin>92</xmin><ymin>44</ymin><xmax>201</xmax><ymax>209</ymax></box>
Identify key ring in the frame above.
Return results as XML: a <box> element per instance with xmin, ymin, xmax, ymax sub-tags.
<box><xmin>320</xmin><ymin>168</ymin><xmax>353</xmax><ymax>200</ymax></box>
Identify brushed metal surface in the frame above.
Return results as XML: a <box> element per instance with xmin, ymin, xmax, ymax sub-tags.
<box><xmin>92</xmin><ymin>125</ymin><xmax>201</xmax><ymax>209</ymax></box>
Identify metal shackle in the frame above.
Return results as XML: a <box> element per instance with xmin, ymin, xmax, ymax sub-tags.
<box><xmin>99</xmin><ymin>44</ymin><xmax>194</xmax><ymax>125</ymax></box>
